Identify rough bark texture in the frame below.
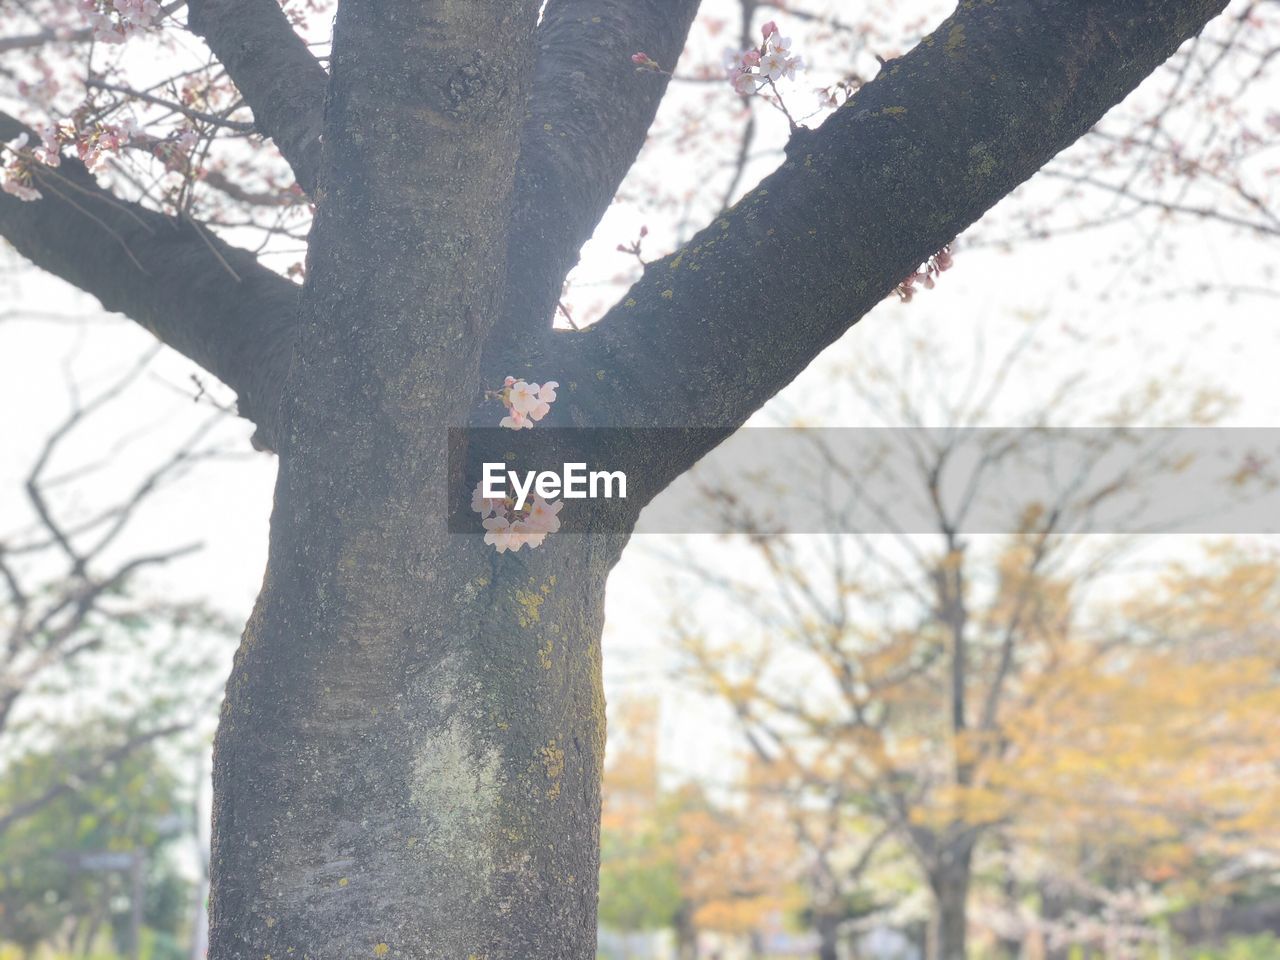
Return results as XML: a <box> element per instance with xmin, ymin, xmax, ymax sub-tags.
<box><xmin>500</xmin><ymin>0</ymin><xmax>702</xmax><ymax>338</ymax></box>
<box><xmin>0</xmin><ymin>1</ymin><xmax>1234</xmax><ymax>958</ymax></box>
<box><xmin>204</xmin><ymin>2</ymin><xmax>619</xmax><ymax>957</ymax></box>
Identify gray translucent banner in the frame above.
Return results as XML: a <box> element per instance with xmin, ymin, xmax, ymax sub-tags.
<box><xmin>448</xmin><ymin>428</ymin><xmax>1280</xmax><ymax>534</ymax></box>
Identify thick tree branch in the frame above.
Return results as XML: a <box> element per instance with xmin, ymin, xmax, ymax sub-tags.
<box><xmin>0</xmin><ymin>112</ymin><xmax>296</xmax><ymax>445</ymax></box>
<box><xmin>560</xmin><ymin>0</ymin><xmax>1230</xmax><ymax>495</ymax></box>
<box><xmin>187</xmin><ymin>0</ymin><xmax>327</xmax><ymax>194</ymax></box>
<box><xmin>502</xmin><ymin>0</ymin><xmax>702</xmax><ymax>334</ymax></box>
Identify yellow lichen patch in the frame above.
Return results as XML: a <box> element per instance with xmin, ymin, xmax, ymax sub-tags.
<box><xmin>624</xmin><ymin>297</ymin><xmax>637</xmax><ymax>307</ymax></box>
<box><xmin>883</xmin><ymin>105</ymin><xmax>907</xmax><ymax>116</ymax></box>
<box><xmin>945</xmin><ymin>24</ymin><xmax>966</xmax><ymax>55</ymax></box>
<box><xmin>540</xmin><ymin>740</ymin><xmax>566</xmax><ymax>799</ymax></box>
<box><xmin>661</xmin><ymin>289</ymin><xmax>674</xmax><ymax>299</ymax></box>
<box><xmin>538</xmin><ymin>637</ymin><xmax>554</xmax><ymax>671</ymax></box>
<box><xmin>338</xmin><ymin>877</ymin><xmax>349</xmax><ymax>887</ymax></box>
<box><xmin>265</xmin><ymin>916</ymin><xmax>277</xmax><ymax>928</ymax></box>
<box><xmin>406</xmin><ymin>836</ymin><xmax>418</xmax><ymax>848</ymax></box>
<box><xmin>373</xmin><ymin>944</ymin><xmax>390</xmax><ymax>957</ymax></box>
<box><xmin>514</xmin><ymin>587</ymin><xmax>545</xmax><ymax>628</ymax></box>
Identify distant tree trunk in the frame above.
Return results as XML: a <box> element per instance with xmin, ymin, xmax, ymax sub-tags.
<box><xmin>927</xmin><ymin>844</ymin><xmax>975</xmax><ymax>960</ymax></box>
<box><xmin>675</xmin><ymin>906</ymin><xmax>699</xmax><ymax>960</ymax></box>
<box><xmin>815</xmin><ymin>910</ymin><xmax>843</xmax><ymax>960</ymax></box>
<box><xmin>1039</xmin><ymin>881</ymin><xmax>1072</xmax><ymax>960</ymax></box>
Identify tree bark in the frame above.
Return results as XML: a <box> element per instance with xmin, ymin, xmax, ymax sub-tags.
<box><xmin>203</xmin><ymin>1</ymin><xmax>618</xmax><ymax>957</ymax></box>
<box><xmin>927</xmin><ymin>846</ymin><xmax>975</xmax><ymax>960</ymax></box>
<box><xmin>815</xmin><ymin>910</ymin><xmax>842</xmax><ymax>960</ymax></box>
<box><xmin>674</xmin><ymin>907</ymin><xmax>699</xmax><ymax>960</ymax></box>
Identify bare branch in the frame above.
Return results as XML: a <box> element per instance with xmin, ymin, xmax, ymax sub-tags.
<box><xmin>0</xmin><ymin>111</ymin><xmax>296</xmax><ymax>446</ymax></box>
<box><xmin>187</xmin><ymin>0</ymin><xmax>328</xmax><ymax>193</ymax></box>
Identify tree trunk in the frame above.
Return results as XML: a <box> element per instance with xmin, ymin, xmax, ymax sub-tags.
<box><xmin>675</xmin><ymin>906</ymin><xmax>699</xmax><ymax>960</ymax></box>
<box><xmin>201</xmin><ymin>1</ymin><xmax>624</xmax><ymax>956</ymax></box>
<box><xmin>816</xmin><ymin>911</ymin><xmax>842</xmax><ymax>960</ymax></box>
<box><xmin>209</xmin><ymin>525</ymin><xmax>618</xmax><ymax>958</ymax></box>
<box><xmin>927</xmin><ymin>846</ymin><xmax>974</xmax><ymax>960</ymax></box>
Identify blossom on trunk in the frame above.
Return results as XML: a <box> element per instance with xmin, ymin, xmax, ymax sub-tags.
<box><xmin>475</xmin><ymin>484</ymin><xmax>562</xmax><ymax>553</ymax></box>
<box><xmin>492</xmin><ymin>377</ymin><xmax>558</xmax><ymax>430</ymax></box>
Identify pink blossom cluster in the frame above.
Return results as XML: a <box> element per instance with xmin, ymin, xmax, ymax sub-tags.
<box><xmin>76</xmin><ymin>118</ymin><xmax>141</xmax><ymax>172</ymax></box>
<box><xmin>150</xmin><ymin>127</ymin><xmax>199</xmax><ymax>173</ymax></box>
<box><xmin>81</xmin><ymin>0</ymin><xmax>161</xmax><ymax>44</ymax></box>
<box><xmin>893</xmin><ymin>244</ymin><xmax>955</xmax><ymax>303</ymax></box>
<box><xmin>724</xmin><ymin>21</ymin><xmax>803</xmax><ymax>96</ymax></box>
<box><xmin>492</xmin><ymin>376</ymin><xmax>558</xmax><ymax>430</ymax></box>
<box><xmin>2</xmin><ymin>128</ymin><xmax>61</xmax><ymax>202</ymax></box>
<box><xmin>473</xmin><ymin>484</ymin><xmax>563</xmax><ymax>553</ymax></box>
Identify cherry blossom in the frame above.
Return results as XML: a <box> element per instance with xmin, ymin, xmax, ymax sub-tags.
<box><xmin>78</xmin><ymin>0</ymin><xmax>162</xmax><ymax>44</ymax></box>
<box><xmin>482</xmin><ymin>515</ymin><xmax>515</xmax><ymax>552</ymax></box>
<box><xmin>892</xmin><ymin>243</ymin><xmax>956</xmax><ymax>303</ymax></box>
<box><xmin>2</xmin><ymin>175</ymin><xmax>42</xmax><ymax>202</ymax></box>
<box><xmin>471</xmin><ymin>485</ymin><xmax>501</xmax><ymax>519</ymax></box>
<box><xmin>2</xmin><ymin>134</ymin><xmax>44</xmax><ymax>202</ymax></box>
<box><xmin>500</xmin><ymin>409</ymin><xmax>533</xmax><ymax>430</ymax></box>
<box><xmin>475</xmin><ymin>484</ymin><xmax>562</xmax><ymax>553</ymax></box>
<box><xmin>723</xmin><ymin>20</ymin><xmax>804</xmax><ymax>119</ymax></box>
<box><xmin>489</xmin><ymin>377</ymin><xmax>558</xmax><ymax>430</ymax></box>
<box><xmin>630</xmin><ymin>52</ymin><xmax>665</xmax><ymax>74</ymax></box>
<box><xmin>526</xmin><ymin>496</ymin><xmax>562</xmax><ymax>534</ymax></box>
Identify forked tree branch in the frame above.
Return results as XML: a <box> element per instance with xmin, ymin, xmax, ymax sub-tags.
<box><xmin>557</xmin><ymin>0</ymin><xmax>1231</xmax><ymax>497</ymax></box>
<box><xmin>503</xmin><ymin>0</ymin><xmax>703</xmax><ymax>334</ymax></box>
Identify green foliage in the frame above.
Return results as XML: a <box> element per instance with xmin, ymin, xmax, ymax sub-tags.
<box><xmin>597</xmin><ymin>823</ymin><xmax>683</xmax><ymax>934</ymax></box>
<box><xmin>1192</xmin><ymin>934</ymin><xmax>1280</xmax><ymax>960</ymax></box>
<box><xmin>0</xmin><ymin>724</ymin><xmax>192</xmax><ymax>955</ymax></box>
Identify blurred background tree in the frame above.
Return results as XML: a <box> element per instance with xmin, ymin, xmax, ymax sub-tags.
<box><xmin>660</xmin><ymin>327</ymin><xmax>1280</xmax><ymax>960</ymax></box>
<box><xmin>0</xmin><ymin>351</ymin><xmax>236</xmax><ymax>959</ymax></box>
